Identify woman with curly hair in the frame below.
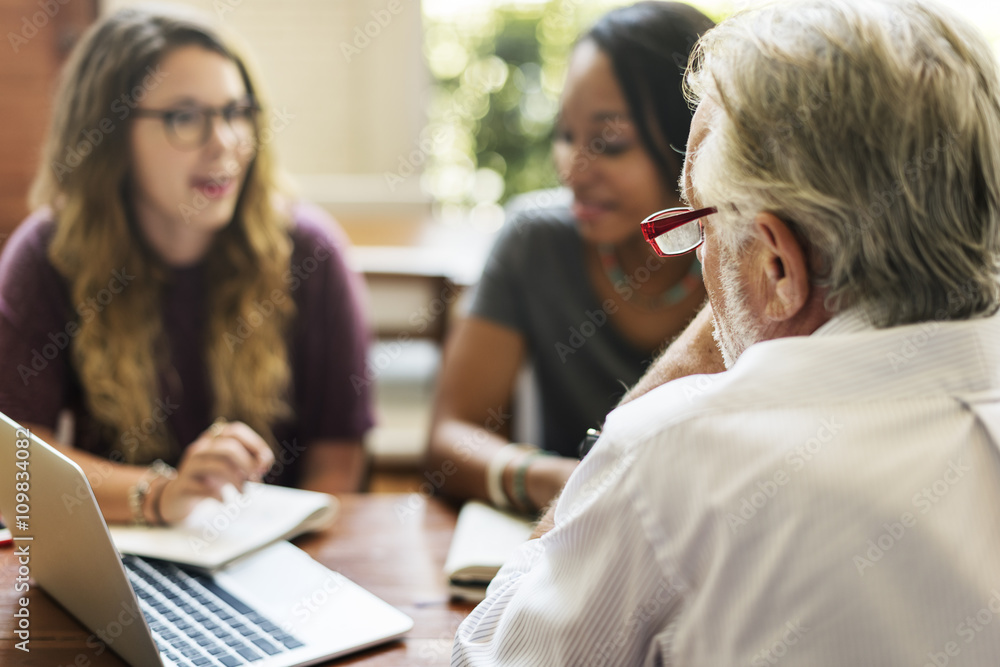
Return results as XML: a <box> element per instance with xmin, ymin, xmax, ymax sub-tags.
<box><xmin>0</xmin><ymin>4</ymin><xmax>373</xmax><ymax>525</ymax></box>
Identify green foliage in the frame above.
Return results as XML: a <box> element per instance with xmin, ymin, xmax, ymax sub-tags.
<box><xmin>422</xmin><ymin>1</ymin><xmax>608</xmax><ymax>212</ymax></box>
<box><xmin>422</xmin><ymin>0</ymin><xmax>723</xmax><ymax>216</ymax></box>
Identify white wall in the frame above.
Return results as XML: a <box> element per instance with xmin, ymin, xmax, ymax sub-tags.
<box><xmin>104</xmin><ymin>0</ymin><xmax>431</xmax><ymax>220</ymax></box>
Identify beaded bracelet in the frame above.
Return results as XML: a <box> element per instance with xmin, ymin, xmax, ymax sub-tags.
<box><xmin>127</xmin><ymin>460</ymin><xmax>177</xmax><ymax>526</ymax></box>
<box><xmin>512</xmin><ymin>449</ymin><xmax>550</xmax><ymax>513</ymax></box>
<box><xmin>150</xmin><ymin>476</ymin><xmax>171</xmax><ymax>526</ymax></box>
<box><xmin>486</xmin><ymin>444</ymin><xmax>532</xmax><ymax>509</ymax></box>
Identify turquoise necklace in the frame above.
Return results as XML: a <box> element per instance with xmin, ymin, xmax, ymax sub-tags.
<box><xmin>597</xmin><ymin>243</ymin><xmax>703</xmax><ymax>311</ymax></box>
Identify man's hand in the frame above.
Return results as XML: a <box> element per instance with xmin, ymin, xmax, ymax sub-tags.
<box><xmin>530</xmin><ymin>493</ymin><xmax>559</xmax><ymax>539</ymax></box>
<box><xmin>531</xmin><ymin>304</ymin><xmax>724</xmax><ymax>539</ymax></box>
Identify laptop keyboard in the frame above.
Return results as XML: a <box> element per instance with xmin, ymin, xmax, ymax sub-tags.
<box><xmin>123</xmin><ymin>555</ymin><xmax>306</xmax><ymax>666</ymax></box>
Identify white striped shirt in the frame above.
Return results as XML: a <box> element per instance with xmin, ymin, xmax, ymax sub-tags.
<box><xmin>452</xmin><ymin>312</ymin><xmax>1000</xmax><ymax>666</ymax></box>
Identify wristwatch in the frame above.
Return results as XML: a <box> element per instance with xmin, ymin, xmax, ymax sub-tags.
<box><xmin>578</xmin><ymin>428</ymin><xmax>601</xmax><ymax>459</ymax></box>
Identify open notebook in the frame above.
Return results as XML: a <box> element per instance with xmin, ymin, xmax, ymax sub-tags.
<box><xmin>110</xmin><ymin>482</ymin><xmax>338</xmax><ymax>571</ymax></box>
<box><xmin>443</xmin><ymin>501</ymin><xmax>534</xmax><ymax>601</ymax></box>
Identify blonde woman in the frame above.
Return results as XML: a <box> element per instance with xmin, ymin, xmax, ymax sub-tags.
<box><xmin>0</xmin><ymin>5</ymin><xmax>372</xmax><ymax>525</ymax></box>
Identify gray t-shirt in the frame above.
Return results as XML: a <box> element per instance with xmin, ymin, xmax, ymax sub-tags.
<box><xmin>470</xmin><ymin>192</ymin><xmax>653</xmax><ymax>457</ymax></box>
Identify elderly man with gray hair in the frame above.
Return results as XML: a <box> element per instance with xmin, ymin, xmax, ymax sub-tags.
<box><xmin>452</xmin><ymin>0</ymin><xmax>1000</xmax><ymax>665</ymax></box>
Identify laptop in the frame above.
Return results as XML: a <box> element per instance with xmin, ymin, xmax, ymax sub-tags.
<box><xmin>0</xmin><ymin>410</ymin><xmax>413</xmax><ymax>666</ymax></box>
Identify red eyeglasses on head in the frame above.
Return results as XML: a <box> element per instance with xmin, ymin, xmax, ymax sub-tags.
<box><xmin>640</xmin><ymin>206</ymin><xmax>717</xmax><ymax>257</ymax></box>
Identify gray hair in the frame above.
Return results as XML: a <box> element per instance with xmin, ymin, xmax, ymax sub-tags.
<box><xmin>686</xmin><ymin>0</ymin><xmax>1000</xmax><ymax>327</ymax></box>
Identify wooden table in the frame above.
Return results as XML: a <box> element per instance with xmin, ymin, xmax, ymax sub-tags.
<box><xmin>0</xmin><ymin>494</ymin><xmax>477</xmax><ymax>666</ymax></box>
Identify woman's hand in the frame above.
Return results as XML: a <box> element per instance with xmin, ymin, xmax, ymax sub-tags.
<box><xmin>156</xmin><ymin>421</ymin><xmax>274</xmax><ymax>525</ymax></box>
<box><xmin>427</xmin><ymin>317</ymin><xmax>528</xmax><ymax>504</ymax></box>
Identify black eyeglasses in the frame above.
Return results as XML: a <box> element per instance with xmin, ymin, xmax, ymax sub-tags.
<box><xmin>640</xmin><ymin>206</ymin><xmax>718</xmax><ymax>257</ymax></box>
<box><xmin>133</xmin><ymin>102</ymin><xmax>259</xmax><ymax>150</ymax></box>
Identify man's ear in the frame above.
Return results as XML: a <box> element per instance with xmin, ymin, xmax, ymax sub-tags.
<box><xmin>752</xmin><ymin>212</ymin><xmax>810</xmax><ymax>321</ymax></box>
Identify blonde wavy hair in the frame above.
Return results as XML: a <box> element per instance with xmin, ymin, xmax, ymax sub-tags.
<box><xmin>30</xmin><ymin>5</ymin><xmax>296</xmax><ymax>464</ymax></box>
<box><xmin>686</xmin><ymin>0</ymin><xmax>1000</xmax><ymax>327</ymax></box>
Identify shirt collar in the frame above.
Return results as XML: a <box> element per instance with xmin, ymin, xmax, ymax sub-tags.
<box><xmin>812</xmin><ymin>309</ymin><xmax>872</xmax><ymax>337</ymax></box>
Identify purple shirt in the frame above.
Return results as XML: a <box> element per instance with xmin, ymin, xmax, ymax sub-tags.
<box><xmin>0</xmin><ymin>203</ymin><xmax>374</xmax><ymax>486</ymax></box>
